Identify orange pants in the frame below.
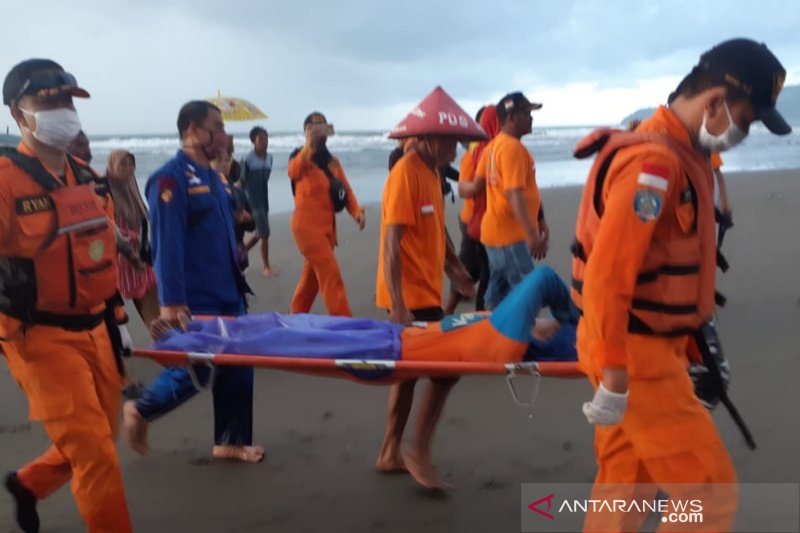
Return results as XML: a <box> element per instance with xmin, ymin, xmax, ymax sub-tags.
<box><xmin>290</xmin><ymin>228</ymin><xmax>352</xmax><ymax>316</ymax></box>
<box><xmin>578</xmin><ymin>325</ymin><xmax>737</xmax><ymax>533</ymax></box>
<box><xmin>1</xmin><ymin>319</ymin><xmax>132</xmax><ymax>533</ymax></box>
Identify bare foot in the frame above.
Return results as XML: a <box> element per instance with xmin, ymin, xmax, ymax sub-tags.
<box><xmin>262</xmin><ymin>267</ymin><xmax>279</xmax><ymax>277</ymax></box>
<box><xmin>532</xmin><ymin>317</ymin><xmax>561</xmax><ymax>342</ymax></box>
<box><xmin>403</xmin><ymin>451</ymin><xmax>453</xmax><ymax>491</ymax></box>
<box><xmin>122</xmin><ymin>400</ymin><xmax>149</xmax><ymax>455</ymax></box>
<box><xmin>212</xmin><ymin>445</ymin><xmax>265</xmax><ymax>463</ymax></box>
<box><xmin>375</xmin><ymin>453</ymin><xmax>408</xmax><ymax>474</ymax></box>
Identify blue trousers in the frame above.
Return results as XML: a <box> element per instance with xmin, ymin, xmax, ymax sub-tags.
<box><xmin>484</xmin><ymin>241</ymin><xmax>535</xmax><ymax>309</ymax></box>
<box><xmin>135</xmin><ymin>300</ymin><xmax>254</xmax><ymax>446</ymax></box>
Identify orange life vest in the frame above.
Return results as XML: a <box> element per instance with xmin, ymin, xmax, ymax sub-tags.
<box><xmin>0</xmin><ymin>152</ymin><xmax>118</xmax><ymax>324</ymax></box>
<box><xmin>571</xmin><ymin>128</ymin><xmax>716</xmax><ymax>336</ymax></box>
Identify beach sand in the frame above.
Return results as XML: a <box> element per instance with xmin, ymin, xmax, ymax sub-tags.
<box><xmin>1</xmin><ymin>170</ymin><xmax>798</xmax><ymax>532</ymax></box>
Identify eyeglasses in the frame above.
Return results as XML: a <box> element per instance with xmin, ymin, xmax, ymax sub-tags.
<box><xmin>14</xmin><ymin>70</ymin><xmax>80</xmax><ymax>103</ymax></box>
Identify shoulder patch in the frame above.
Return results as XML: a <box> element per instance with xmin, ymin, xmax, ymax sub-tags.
<box><xmin>633</xmin><ymin>189</ymin><xmax>663</xmax><ymax>222</ymax></box>
<box><xmin>157</xmin><ymin>175</ymin><xmax>177</xmax><ymax>192</ymax></box>
<box><xmin>157</xmin><ymin>176</ymin><xmax>177</xmax><ymax>203</ymax></box>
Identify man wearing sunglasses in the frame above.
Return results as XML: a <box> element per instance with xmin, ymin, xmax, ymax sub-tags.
<box><xmin>0</xmin><ymin>59</ymin><xmax>132</xmax><ymax>532</ymax></box>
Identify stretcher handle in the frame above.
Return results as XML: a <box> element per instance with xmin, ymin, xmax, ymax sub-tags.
<box><xmin>505</xmin><ymin>368</ymin><xmax>541</xmax><ymax>408</ymax></box>
<box><xmin>187</xmin><ymin>358</ymin><xmax>215</xmax><ymax>392</ymax></box>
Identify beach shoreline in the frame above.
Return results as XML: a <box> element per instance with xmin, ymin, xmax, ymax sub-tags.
<box><xmin>1</xmin><ymin>169</ymin><xmax>798</xmax><ymax>532</ymax></box>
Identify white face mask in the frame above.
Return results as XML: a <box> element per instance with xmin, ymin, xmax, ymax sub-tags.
<box><xmin>19</xmin><ymin>107</ymin><xmax>82</xmax><ymax>151</ymax></box>
<box><xmin>698</xmin><ymin>101</ymin><xmax>747</xmax><ymax>152</ymax></box>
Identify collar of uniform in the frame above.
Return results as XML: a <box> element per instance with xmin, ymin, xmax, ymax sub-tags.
<box><xmin>645</xmin><ymin>106</ymin><xmax>694</xmax><ymax>149</ymax></box>
<box><xmin>17</xmin><ymin>141</ymin><xmax>76</xmax><ymax>185</ymax></box>
<box><xmin>176</xmin><ymin>148</ymin><xmax>213</xmax><ymax>173</ymax></box>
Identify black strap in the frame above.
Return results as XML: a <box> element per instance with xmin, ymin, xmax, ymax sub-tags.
<box><xmin>20</xmin><ymin>309</ymin><xmax>106</xmax><ymax>331</ymax></box>
<box><xmin>693</xmin><ymin>324</ymin><xmax>756</xmax><ymax>450</ymax></box>
<box><xmin>5</xmin><ymin>151</ymin><xmax>97</xmax><ymax>190</ymax></box>
<box><xmin>4</xmin><ymin>152</ymin><xmax>63</xmax><ymax>191</ymax></box>
<box><xmin>627</xmin><ymin>313</ymin><xmax>695</xmax><ymax>337</ymax></box>
<box><xmin>570</xmin><ymin>239</ymin><xmax>586</xmax><ymax>262</ymax></box>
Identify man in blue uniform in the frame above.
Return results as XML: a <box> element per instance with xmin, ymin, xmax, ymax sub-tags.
<box><xmin>123</xmin><ymin>100</ymin><xmax>264</xmax><ymax>463</ymax></box>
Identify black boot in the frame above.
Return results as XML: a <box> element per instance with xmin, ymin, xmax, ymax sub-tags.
<box><xmin>4</xmin><ymin>472</ymin><xmax>39</xmax><ymax>533</ymax></box>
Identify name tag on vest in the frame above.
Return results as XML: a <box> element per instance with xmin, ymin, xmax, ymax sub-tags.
<box><xmin>16</xmin><ymin>195</ymin><xmax>54</xmax><ymax>215</ymax></box>
<box><xmin>420</xmin><ymin>204</ymin><xmax>434</xmax><ymax>215</ymax></box>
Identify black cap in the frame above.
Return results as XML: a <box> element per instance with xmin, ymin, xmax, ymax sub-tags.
<box><xmin>496</xmin><ymin>92</ymin><xmax>543</xmax><ymax>122</ymax></box>
<box><xmin>303</xmin><ymin>111</ymin><xmax>327</xmax><ymax>128</ymax></box>
<box><xmin>697</xmin><ymin>38</ymin><xmax>790</xmax><ymax>135</ymax></box>
<box><xmin>3</xmin><ymin>58</ymin><xmax>90</xmax><ymax>106</ymax></box>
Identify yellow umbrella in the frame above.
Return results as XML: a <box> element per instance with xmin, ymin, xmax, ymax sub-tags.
<box><xmin>207</xmin><ymin>90</ymin><xmax>268</xmax><ymax>122</ymax></box>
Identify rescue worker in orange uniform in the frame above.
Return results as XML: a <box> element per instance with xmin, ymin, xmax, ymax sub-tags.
<box><xmin>0</xmin><ymin>59</ymin><xmax>132</xmax><ymax>533</ymax></box>
<box><xmin>287</xmin><ymin>112</ymin><xmax>366</xmax><ymax>316</ymax></box>
<box><xmin>374</xmin><ymin>87</ymin><xmax>481</xmax><ymax>491</ymax></box>
<box><xmin>572</xmin><ymin>39</ymin><xmax>790</xmax><ymax>532</ymax></box>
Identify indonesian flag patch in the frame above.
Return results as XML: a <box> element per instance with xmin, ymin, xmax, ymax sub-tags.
<box><xmin>633</xmin><ymin>162</ymin><xmax>669</xmax><ymax>222</ymax></box>
<box><xmin>637</xmin><ymin>162</ymin><xmax>669</xmax><ymax>191</ymax></box>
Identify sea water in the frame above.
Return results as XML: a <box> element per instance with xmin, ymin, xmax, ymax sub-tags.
<box><xmin>88</xmin><ymin>124</ymin><xmax>800</xmax><ymax>214</ymax></box>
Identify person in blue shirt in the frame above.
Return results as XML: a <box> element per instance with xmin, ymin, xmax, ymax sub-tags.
<box><xmin>122</xmin><ymin>100</ymin><xmax>263</xmax><ymax>463</ymax></box>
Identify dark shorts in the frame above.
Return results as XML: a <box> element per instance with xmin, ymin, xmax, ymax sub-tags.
<box><xmin>252</xmin><ymin>209</ymin><xmax>270</xmax><ymax>238</ymax></box>
<box><xmin>411</xmin><ymin>307</ymin><xmax>445</xmax><ymax>322</ymax></box>
<box><xmin>457</xmin><ymin>220</ymin><xmax>483</xmax><ymax>281</ymax></box>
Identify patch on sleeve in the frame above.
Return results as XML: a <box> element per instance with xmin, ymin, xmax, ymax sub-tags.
<box><xmin>637</xmin><ymin>162</ymin><xmax>670</xmax><ymax>192</ymax></box>
<box><xmin>633</xmin><ymin>189</ymin><xmax>663</xmax><ymax>222</ymax></box>
<box><xmin>157</xmin><ymin>175</ymin><xmax>177</xmax><ymax>204</ymax></box>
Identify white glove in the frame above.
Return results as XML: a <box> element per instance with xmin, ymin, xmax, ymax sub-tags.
<box><xmin>582</xmin><ymin>383</ymin><xmax>628</xmax><ymax>425</ymax></box>
<box><xmin>118</xmin><ymin>324</ymin><xmax>134</xmax><ymax>356</ymax></box>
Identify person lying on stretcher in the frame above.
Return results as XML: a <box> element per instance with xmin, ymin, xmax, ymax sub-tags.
<box><xmin>149</xmin><ymin>265</ymin><xmax>581</xmax><ymax>366</ymax></box>
<box><xmin>146</xmin><ymin>266</ymin><xmax>578</xmax><ymax>491</ymax></box>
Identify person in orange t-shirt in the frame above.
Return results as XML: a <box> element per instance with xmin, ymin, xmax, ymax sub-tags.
<box><xmin>575</xmin><ymin>39</ymin><xmax>791</xmax><ymax>532</ymax></box>
<box><xmin>288</xmin><ymin>112</ymin><xmax>365</xmax><ymax>317</ymax></box>
<box><xmin>375</xmin><ymin>86</ymin><xmax>487</xmax><ymax>491</ymax></box>
<box><xmin>374</xmin><ymin>138</ymin><xmax>476</xmax><ymax>490</ymax></box>
<box><xmin>476</xmin><ymin>92</ymin><xmax>549</xmax><ymax>309</ymax></box>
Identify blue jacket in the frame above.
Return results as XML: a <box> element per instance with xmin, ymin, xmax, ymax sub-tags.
<box><xmin>146</xmin><ymin>150</ymin><xmax>251</xmax><ymax>315</ymax></box>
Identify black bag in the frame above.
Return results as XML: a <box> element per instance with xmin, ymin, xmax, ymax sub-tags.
<box><xmin>322</xmin><ymin>167</ymin><xmax>348</xmax><ymax>213</ymax></box>
<box><xmin>290</xmin><ymin>146</ymin><xmax>348</xmax><ymax>212</ymax></box>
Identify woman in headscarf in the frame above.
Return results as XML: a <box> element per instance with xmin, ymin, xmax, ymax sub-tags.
<box><xmin>106</xmin><ymin>149</ymin><xmax>159</xmax><ymax>326</ymax></box>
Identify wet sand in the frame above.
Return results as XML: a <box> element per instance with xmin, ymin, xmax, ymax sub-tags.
<box><xmin>1</xmin><ymin>169</ymin><xmax>799</xmax><ymax>532</ymax></box>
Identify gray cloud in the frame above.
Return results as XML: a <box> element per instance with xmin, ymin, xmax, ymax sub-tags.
<box><xmin>1</xmin><ymin>0</ymin><xmax>798</xmax><ymax>133</ymax></box>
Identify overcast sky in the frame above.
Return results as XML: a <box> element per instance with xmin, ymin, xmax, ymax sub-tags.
<box><xmin>1</xmin><ymin>0</ymin><xmax>798</xmax><ymax>135</ymax></box>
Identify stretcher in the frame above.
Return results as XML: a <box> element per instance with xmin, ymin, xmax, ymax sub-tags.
<box><xmin>133</xmin><ymin>313</ymin><xmax>585</xmax><ymax>407</ymax></box>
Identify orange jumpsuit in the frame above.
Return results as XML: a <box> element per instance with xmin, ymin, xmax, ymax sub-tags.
<box><xmin>0</xmin><ymin>144</ymin><xmax>131</xmax><ymax>532</ymax></box>
<box><xmin>288</xmin><ymin>146</ymin><xmax>363</xmax><ymax>316</ymax></box>
<box><xmin>575</xmin><ymin>109</ymin><xmax>736</xmax><ymax>532</ymax></box>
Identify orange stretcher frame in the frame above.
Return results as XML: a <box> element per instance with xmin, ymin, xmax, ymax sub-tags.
<box><xmin>133</xmin><ymin>348</ymin><xmax>585</xmax><ymax>406</ymax></box>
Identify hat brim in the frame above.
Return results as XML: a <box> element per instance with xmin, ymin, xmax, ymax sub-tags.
<box><xmin>69</xmin><ymin>86</ymin><xmax>90</xmax><ymax>98</ymax></box>
<box><xmin>758</xmin><ymin>106</ymin><xmax>791</xmax><ymax>135</ymax></box>
<box><xmin>27</xmin><ymin>85</ymin><xmax>91</xmax><ymax>100</ymax></box>
<box><xmin>528</xmin><ymin>102</ymin><xmax>543</xmax><ymax>111</ymax></box>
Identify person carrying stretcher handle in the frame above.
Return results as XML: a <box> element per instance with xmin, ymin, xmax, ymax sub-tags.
<box><xmin>572</xmin><ymin>38</ymin><xmax>790</xmax><ymax>533</ymax></box>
